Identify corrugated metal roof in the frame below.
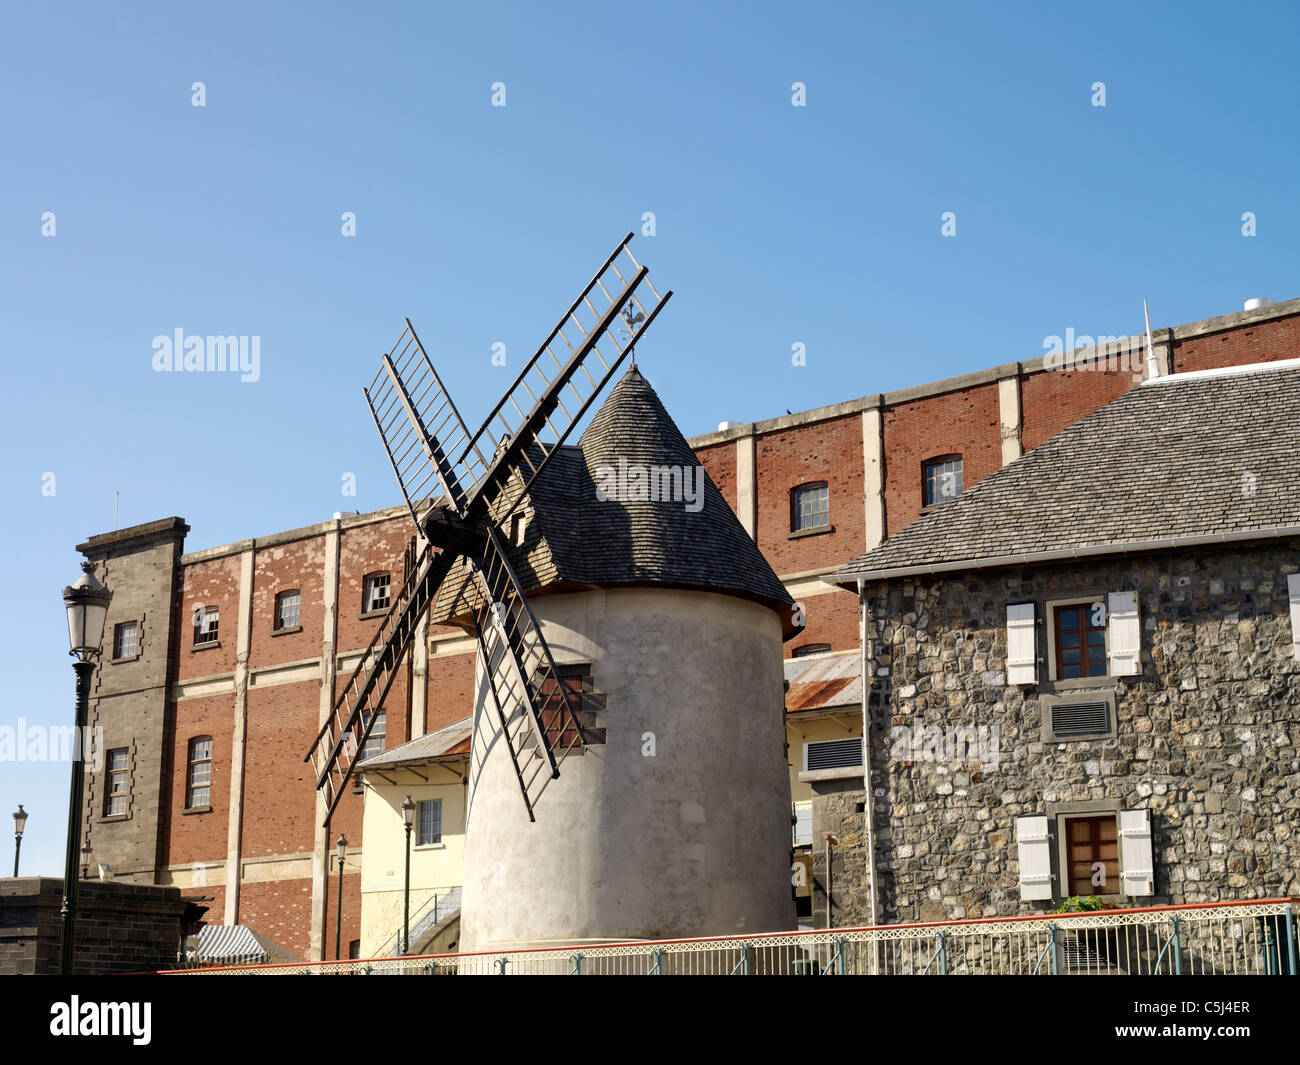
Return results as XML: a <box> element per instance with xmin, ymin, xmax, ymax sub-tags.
<box><xmin>357</xmin><ymin>716</ymin><xmax>473</xmax><ymax>770</ymax></box>
<box><xmin>784</xmin><ymin>651</ymin><xmax>861</xmax><ymax>713</ymax></box>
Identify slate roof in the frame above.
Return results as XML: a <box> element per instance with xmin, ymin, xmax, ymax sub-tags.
<box><xmin>831</xmin><ymin>361</ymin><xmax>1300</xmax><ymax>584</ymax></box>
<box><xmin>431</xmin><ymin>367</ymin><xmax>799</xmax><ymax>637</ymax></box>
<box><xmin>784</xmin><ymin>651</ymin><xmax>862</xmax><ymax>714</ymax></box>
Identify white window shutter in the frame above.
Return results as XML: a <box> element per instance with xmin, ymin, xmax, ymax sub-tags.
<box><xmin>1119</xmin><ymin>808</ymin><xmax>1154</xmax><ymax>897</ymax></box>
<box><xmin>1015</xmin><ymin>815</ymin><xmax>1053</xmax><ymax>900</ymax></box>
<box><xmin>1107</xmin><ymin>591</ymin><xmax>1141</xmax><ymax>676</ymax></box>
<box><xmin>1006</xmin><ymin>602</ymin><xmax>1037</xmax><ymax>685</ymax></box>
<box><xmin>1288</xmin><ymin>574</ymin><xmax>1300</xmax><ymax>661</ymax></box>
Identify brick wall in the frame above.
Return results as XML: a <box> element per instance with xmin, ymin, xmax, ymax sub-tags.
<box><xmin>755</xmin><ymin>414</ymin><xmax>865</xmax><ymax>574</ymax></box>
<box><xmin>882</xmin><ymin>381</ymin><xmax>1001</xmax><ymax>537</ymax></box>
<box><xmin>1172</xmin><ymin>312</ymin><xmax>1300</xmax><ymax>373</ymax></box>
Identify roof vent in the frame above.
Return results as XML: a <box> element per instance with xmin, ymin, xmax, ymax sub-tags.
<box><xmin>1244</xmin><ymin>297</ymin><xmax>1276</xmax><ymax>311</ymax></box>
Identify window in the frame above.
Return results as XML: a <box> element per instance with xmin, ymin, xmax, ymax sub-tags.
<box><xmin>113</xmin><ymin>621</ymin><xmax>138</xmax><ymax>659</ymax></box>
<box><xmin>793</xmin><ymin>643</ymin><xmax>831</xmax><ymax>657</ymax></box>
<box><xmin>363</xmin><ymin>573</ymin><xmax>390</xmax><ymax>614</ymax></box>
<box><xmin>361</xmin><ymin>711</ymin><xmax>386</xmax><ymax>762</ymax></box>
<box><xmin>792</xmin><ymin>801</ymin><xmax>812</xmax><ymax>847</ymax></box>
<box><xmin>104</xmin><ymin>748</ymin><xmax>129</xmax><ymax>816</ymax></box>
<box><xmin>274</xmin><ymin>590</ymin><xmax>301</xmax><ymax>631</ymax></box>
<box><xmin>922</xmin><ymin>456</ymin><xmax>963</xmax><ymax>506</ymax></box>
<box><xmin>416</xmin><ymin>799</ymin><xmax>442</xmax><ymax>846</ymax></box>
<box><xmin>1053</xmin><ymin>602</ymin><xmax>1107</xmax><ymax>680</ymax></box>
<box><xmin>1064</xmin><ymin>815</ymin><xmax>1119</xmax><ymax>896</ymax></box>
<box><xmin>348</xmin><ymin>940</ymin><xmax>361</xmax><ymax>960</ymax></box>
<box><xmin>790</xmin><ymin>483</ymin><xmax>829</xmax><ymax>532</ymax></box>
<box><xmin>508</xmin><ymin>511</ymin><xmax>527</xmax><ymax>547</ymax></box>
<box><xmin>186</xmin><ymin>737</ymin><xmax>212</xmax><ymax>809</ymax></box>
<box><xmin>193</xmin><ymin>606</ymin><xmax>219</xmax><ymax>646</ymax></box>
<box><xmin>538</xmin><ymin>669</ymin><xmax>587</xmax><ymax>749</ymax></box>
<box><xmin>1017</xmin><ymin>808</ymin><xmax>1154</xmax><ymax>902</ymax></box>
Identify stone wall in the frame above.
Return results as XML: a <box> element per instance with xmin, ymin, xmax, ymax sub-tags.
<box><xmin>834</xmin><ymin>541</ymin><xmax>1300</xmax><ymax>927</ymax></box>
<box><xmin>0</xmin><ymin>877</ymin><xmax>199</xmax><ymax>975</ymax></box>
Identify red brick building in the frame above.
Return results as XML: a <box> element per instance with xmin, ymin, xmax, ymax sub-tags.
<box><xmin>74</xmin><ymin>296</ymin><xmax>1300</xmax><ymax>959</ymax></box>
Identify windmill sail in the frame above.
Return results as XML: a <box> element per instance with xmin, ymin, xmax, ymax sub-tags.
<box><xmin>306</xmin><ymin>234</ymin><xmax>670</xmax><ymax>826</ymax></box>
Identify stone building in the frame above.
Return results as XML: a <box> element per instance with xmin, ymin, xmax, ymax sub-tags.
<box><xmin>827</xmin><ymin>359</ymin><xmax>1300</xmax><ymax>924</ymax></box>
<box><xmin>69</xmin><ymin>296</ymin><xmax>1299</xmax><ymax>957</ymax></box>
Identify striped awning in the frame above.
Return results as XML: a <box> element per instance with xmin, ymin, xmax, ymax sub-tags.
<box><xmin>195</xmin><ymin>924</ymin><xmax>268</xmax><ymax>966</ymax></box>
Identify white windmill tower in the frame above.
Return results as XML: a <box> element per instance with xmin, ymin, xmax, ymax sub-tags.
<box><xmin>306</xmin><ymin>235</ymin><xmax>800</xmax><ymax>957</ymax></box>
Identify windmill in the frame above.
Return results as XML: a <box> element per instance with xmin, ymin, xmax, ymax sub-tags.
<box><xmin>305</xmin><ymin>234</ymin><xmax>671</xmax><ymax>824</ymax></box>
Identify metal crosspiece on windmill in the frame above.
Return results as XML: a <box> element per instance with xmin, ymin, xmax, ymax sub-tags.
<box><xmin>305</xmin><ymin>234</ymin><xmax>671</xmax><ymax>824</ymax></box>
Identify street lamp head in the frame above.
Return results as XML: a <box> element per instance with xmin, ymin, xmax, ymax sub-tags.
<box><xmin>12</xmin><ymin>804</ymin><xmax>27</xmax><ymax>837</ymax></box>
<box><xmin>63</xmin><ymin>562</ymin><xmax>112</xmax><ymax>660</ymax></box>
<box><xmin>401</xmin><ymin>795</ymin><xmax>415</xmax><ymax>827</ymax></box>
<box><xmin>336</xmin><ymin>833</ymin><xmax>348</xmax><ymax>862</ymax></box>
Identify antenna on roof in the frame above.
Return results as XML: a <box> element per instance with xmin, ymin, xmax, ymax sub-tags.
<box><xmin>1143</xmin><ymin>299</ymin><xmax>1161</xmax><ymax>379</ymax></box>
<box><xmin>114</xmin><ymin>491</ymin><xmax>119</xmax><ymax>531</ymax></box>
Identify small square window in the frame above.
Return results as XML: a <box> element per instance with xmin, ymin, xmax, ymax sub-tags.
<box><xmin>193</xmin><ymin>606</ymin><xmax>219</xmax><ymax>646</ymax></box>
<box><xmin>113</xmin><ymin>621</ymin><xmax>138</xmax><ymax>659</ymax></box>
<box><xmin>363</xmin><ymin>573</ymin><xmax>390</xmax><ymax>614</ymax></box>
<box><xmin>923</xmin><ymin>456</ymin><xmax>963</xmax><ymax>506</ymax></box>
<box><xmin>275</xmin><ymin>590</ymin><xmax>301</xmax><ymax>631</ymax></box>
<box><xmin>417</xmin><ymin>799</ymin><xmax>442</xmax><ymax>846</ymax></box>
<box><xmin>791</xmin><ymin>483</ymin><xmax>829</xmax><ymax>532</ymax></box>
<box><xmin>104</xmin><ymin>748</ymin><xmax>129</xmax><ymax>816</ymax></box>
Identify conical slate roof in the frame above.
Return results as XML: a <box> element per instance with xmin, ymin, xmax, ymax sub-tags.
<box><xmin>431</xmin><ymin>368</ymin><xmax>799</xmax><ymax>637</ymax></box>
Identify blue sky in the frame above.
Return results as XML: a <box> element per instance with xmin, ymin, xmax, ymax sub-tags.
<box><xmin>2</xmin><ymin>1</ymin><xmax>1297</xmax><ymax>875</ymax></box>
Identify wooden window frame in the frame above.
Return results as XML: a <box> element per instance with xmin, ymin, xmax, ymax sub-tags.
<box><xmin>186</xmin><ymin>736</ymin><xmax>213</xmax><ymax>810</ymax></box>
<box><xmin>112</xmin><ymin>620</ymin><xmax>139</xmax><ymax>660</ymax></box>
<box><xmin>103</xmin><ymin>747</ymin><xmax>130</xmax><ymax>816</ymax></box>
<box><xmin>416</xmin><ymin>798</ymin><xmax>443</xmax><ymax>847</ymax></box>
<box><xmin>1063</xmin><ymin>813</ymin><xmax>1120</xmax><ymax>897</ymax></box>
<box><xmin>274</xmin><ymin>589</ymin><xmax>301</xmax><ymax>631</ymax></box>
<box><xmin>922</xmin><ymin>455</ymin><xmax>963</xmax><ymax>507</ymax></box>
<box><xmin>1052</xmin><ymin>600</ymin><xmax>1108</xmax><ymax>680</ymax></box>
<box><xmin>193</xmin><ymin>606</ymin><xmax>220</xmax><ymax>646</ymax></box>
<box><xmin>790</xmin><ymin>482</ymin><xmax>830</xmax><ymax>533</ymax></box>
<box><xmin>360</xmin><ymin>710</ymin><xmax>386</xmax><ymax>762</ymax></box>
<box><xmin>792</xmin><ymin>643</ymin><xmax>831</xmax><ymax>658</ymax></box>
<box><xmin>362</xmin><ymin>572</ymin><xmax>391</xmax><ymax>614</ymax></box>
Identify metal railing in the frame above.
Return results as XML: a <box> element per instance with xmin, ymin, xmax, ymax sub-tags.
<box><xmin>372</xmin><ymin>886</ymin><xmax>463</xmax><ymax>958</ymax></box>
<box><xmin>157</xmin><ymin>898</ymin><xmax>1298</xmax><ymax>976</ymax></box>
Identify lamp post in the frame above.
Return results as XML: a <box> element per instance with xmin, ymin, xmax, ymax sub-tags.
<box><xmin>335</xmin><ymin>834</ymin><xmax>347</xmax><ymax>961</ymax></box>
<box><xmin>401</xmin><ymin>795</ymin><xmax>415</xmax><ymax>955</ymax></box>
<box><xmin>60</xmin><ymin>561</ymin><xmax>112</xmax><ymax>976</ymax></box>
<box><xmin>12</xmin><ymin>805</ymin><xmax>27</xmax><ymax>877</ymax></box>
<box><xmin>80</xmin><ymin>839</ymin><xmax>92</xmax><ymax>880</ymax></box>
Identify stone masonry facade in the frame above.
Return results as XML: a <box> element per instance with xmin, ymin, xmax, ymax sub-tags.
<box><xmin>815</xmin><ymin>542</ymin><xmax>1300</xmax><ymax>927</ymax></box>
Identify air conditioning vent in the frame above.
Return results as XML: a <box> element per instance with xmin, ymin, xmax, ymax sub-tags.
<box><xmin>804</xmin><ymin>737</ymin><xmax>864</xmax><ymax>772</ymax></box>
<box><xmin>1050</xmin><ymin>701</ymin><xmax>1109</xmax><ymax>737</ymax></box>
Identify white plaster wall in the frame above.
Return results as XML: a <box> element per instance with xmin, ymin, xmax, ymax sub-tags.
<box><xmin>460</xmin><ymin>587</ymin><xmax>796</xmax><ymax>951</ymax></box>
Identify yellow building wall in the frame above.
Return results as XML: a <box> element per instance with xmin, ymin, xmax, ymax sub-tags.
<box><xmin>785</xmin><ymin>714</ymin><xmax>861</xmax><ymax>803</ymax></box>
<box><xmin>359</xmin><ymin>776</ymin><xmax>467</xmax><ymax>956</ymax></box>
